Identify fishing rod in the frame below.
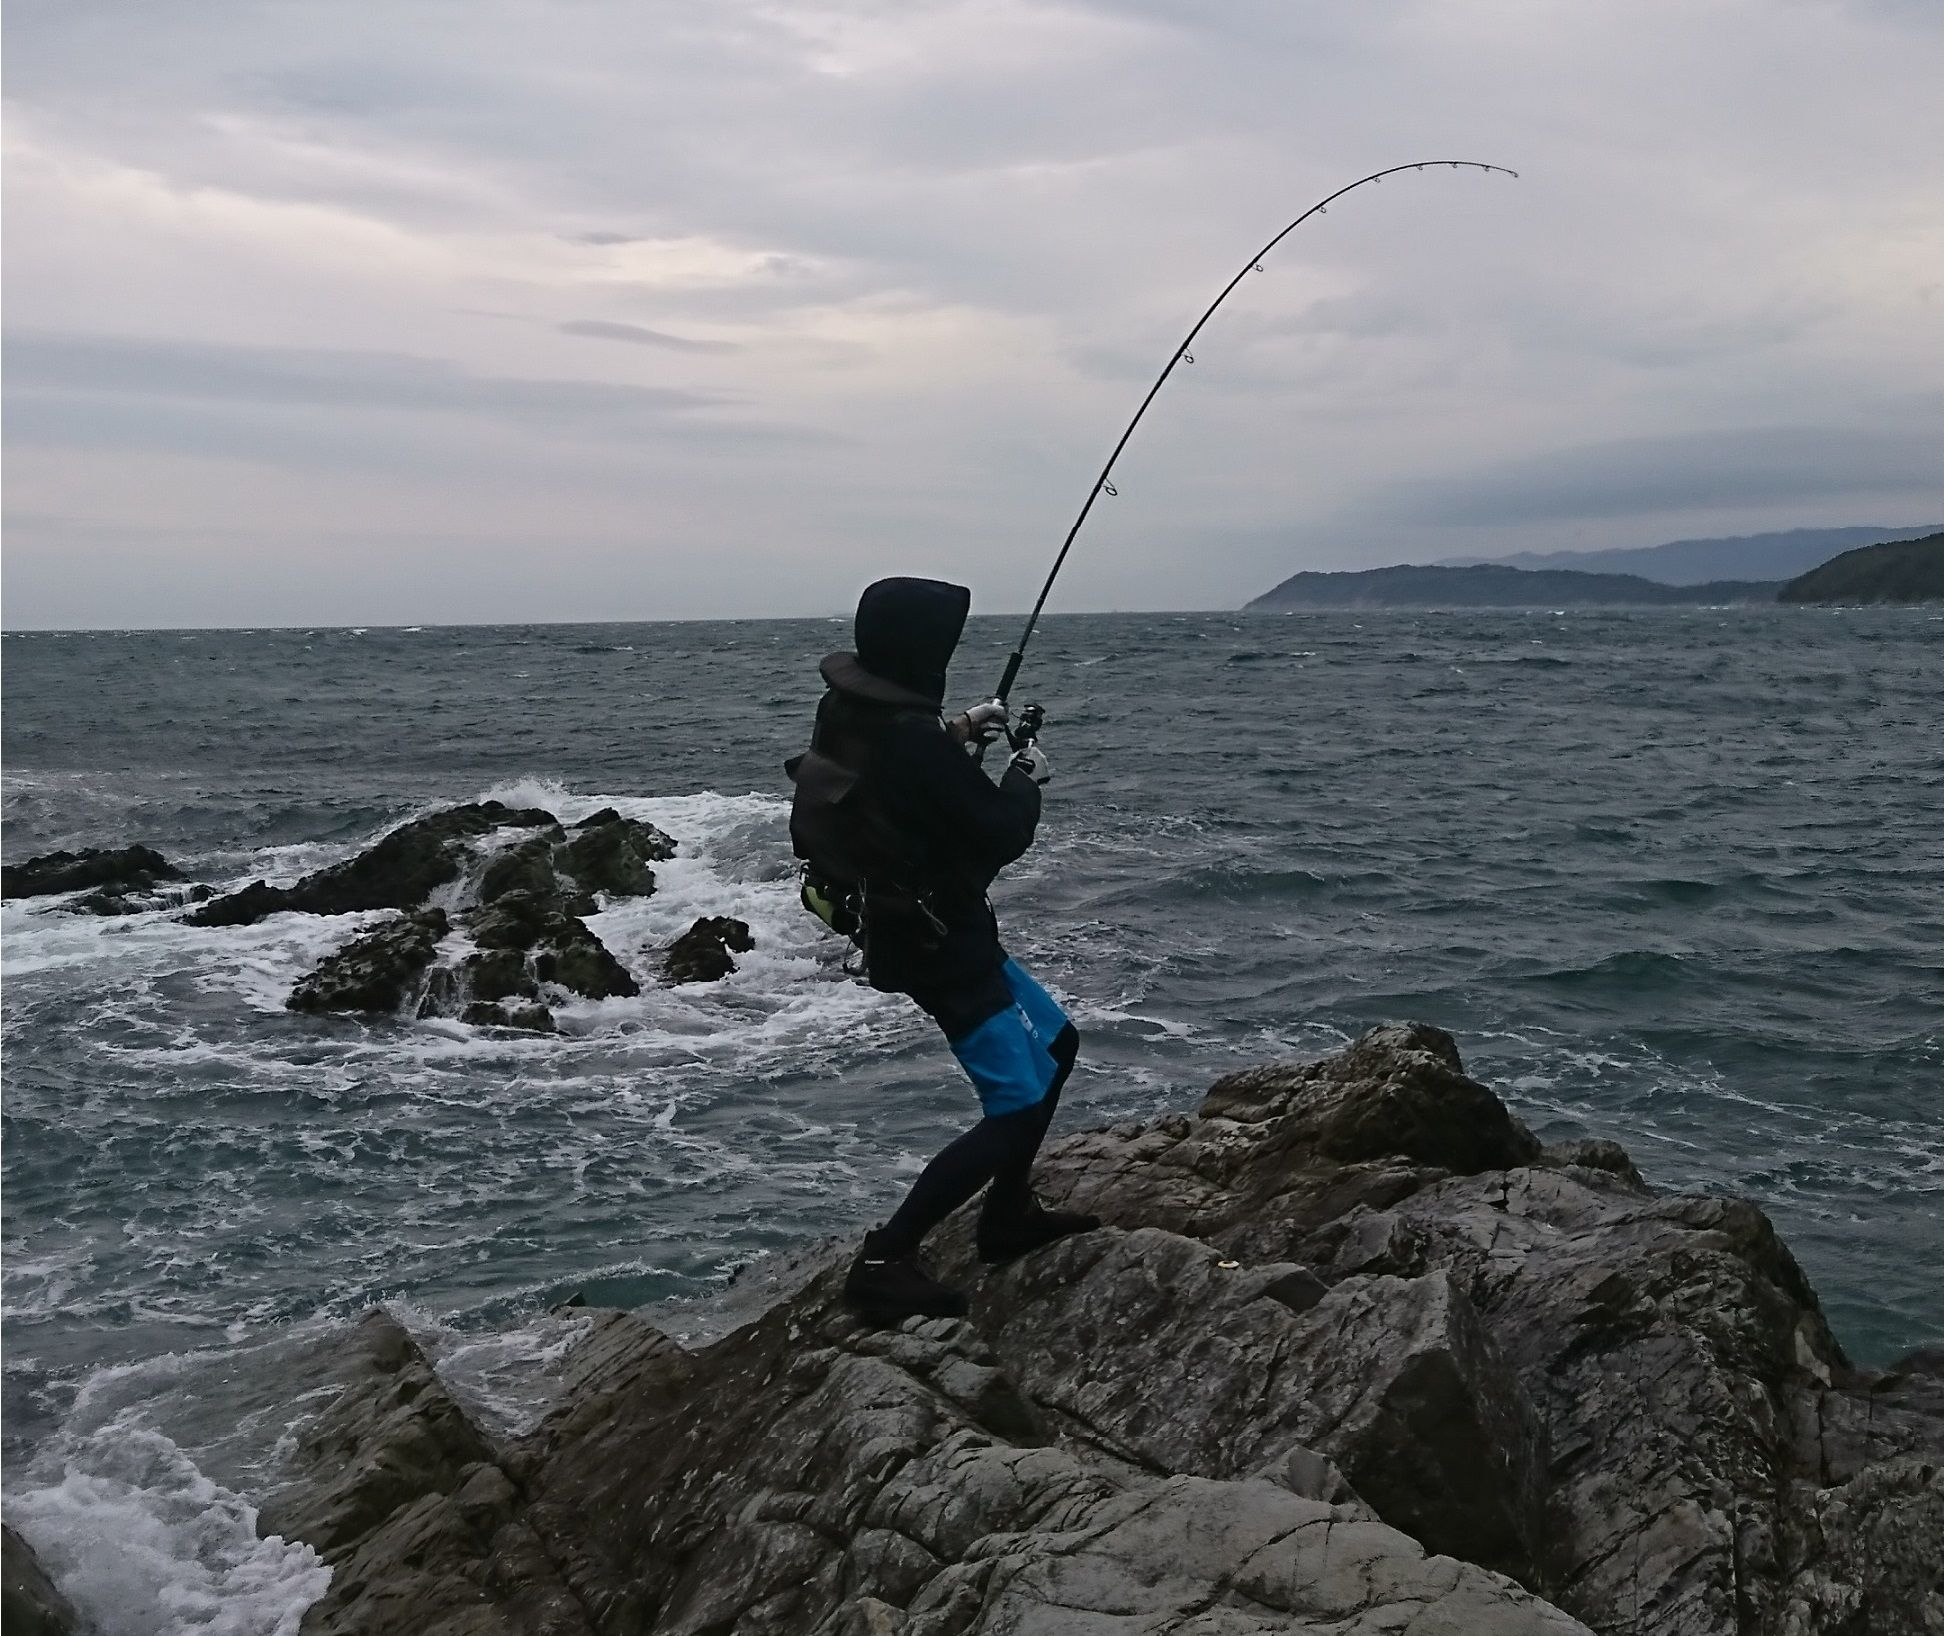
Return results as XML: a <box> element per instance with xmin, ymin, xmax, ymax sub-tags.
<box><xmin>992</xmin><ymin>159</ymin><xmax>1518</xmax><ymax>749</ymax></box>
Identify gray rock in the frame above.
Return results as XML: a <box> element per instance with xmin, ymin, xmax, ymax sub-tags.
<box><xmin>555</xmin><ymin>812</ymin><xmax>674</xmax><ymax>898</ymax></box>
<box><xmin>968</xmin><ymin>1229</ymin><xmax>1551</xmax><ymax>1585</ymax></box>
<box><xmin>259</xmin><ymin>1310</ymin><xmax>592</xmax><ymax>1636</ymax></box>
<box><xmin>68</xmin><ymin>880</ymin><xmax>215</xmax><ymax>916</ymax></box>
<box><xmin>260</xmin><ymin>1309</ymin><xmax>497</xmax><ymax>1556</ymax></box>
<box><xmin>189</xmin><ymin>802</ymin><xmax>556</xmax><ymax>927</ymax></box>
<box><xmin>661</xmin><ymin>915</ymin><xmax>755</xmax><ymax>984</ymax></box>
<box><xmin>475</xmin><ymin>830</ymin><xmax>575</xmax><ymax>907</ymax></box>
<box><xmin>465</xmin><ymin>890</ymin><xmax>639</xmax><ymax>1001</ymax></box>
<box><xmin>287</xmin><ymin>909</ymin><xmax>449</xmax><ymax>1014</ymax></box>
<box><xmin>461</xmin><ymin>947</ymin><xmax>539</xmax><ymax>1004</ymax></box>
<box><xmin>460</xmin><ymin>1000</ymin><xmax>557</xmax><ymax>1033</ymax></box>
<box><xmin>196</xmin><ymin>801</ymin><xmax>652</xmax><ymax>1023</ymax></box>
<box><xmin>257</xmin><ymin>1027</ymin><xmax>1944</xmax><ymax>1635</ymax></box>
<box><xmin>2</xmin><ymin>843</ymin><xmax>183</xmax><ymax>900</ymax></box>
<box><xmin>1</xmin><ymin>1525</ymin><xmax>79</xmax><ymax>1636</ymax></box>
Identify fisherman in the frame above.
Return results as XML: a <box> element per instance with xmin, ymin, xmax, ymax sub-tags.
<box><xmin>788</xmin><ymin>577</ymin><xmax>1098</xmax><ymax>1321</ymax></box>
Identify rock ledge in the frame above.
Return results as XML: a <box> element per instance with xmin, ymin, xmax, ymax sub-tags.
<box><xmin>260</xmin><ymin>1024</ymin><xmax>1943</xmax><ymax>1635</ymax></box>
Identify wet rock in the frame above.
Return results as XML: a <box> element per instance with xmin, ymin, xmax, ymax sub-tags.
<box><xmin>68</xmin><ymin>881</ymin><xmax>216</xmax><ymax>916</ymax></box>
<box><xmin>261</xmin><ymin>1311</ymin><xmax>496</xmax><ymax>1557</ymax></box>
<box><xmin>259</xmin><ymin>1026</ymin><xmax>1944</xmax><ymax>1634</ymax></box>
<box><xmin>259</xmin><ymin>1311</ymin><xmax>592</xmax><ymax>1636</ymax></box>
<box><xmin>1</xmin><ymin>1525</ymin><xmax>78</xmax><ymax>1636</ymax></box>
<box><xmin>574</xmin><ymin>806</ymin><xmax>677</xmax><ymax>854</ymax></box>
<box><xmin>2</xmin><ymin>843</ymin><xmax>184</xmax><ymax>901</ymax></box>
<box><xmin>189</xmin><ymin>802</ymin><xmax>557</xmax><ymax>927</ymax></box>
<box><xmin>231</xmin><ymin>801</ymin><xmax>654</xmax><ymax>1025</ymax></box>
<box><xmin>661</xmin><ymin>915</ymin><xmax>754</xmax><ymax>984</ymax></box>
<box><xmin>1199</xmin><ymin>1020</ymin><xmax>1541</xmax><ymax>1173</ymax></box>
<box><xmin>554</xmin><ymin>811</ymin><xmax>674</xmax><ymax>898</ymax></box>
<box><xmin>464</xmin><ymin>948</ymin><xmax>539</xmax><ymax>1004</ymax></box>
<box><xmin>467</xmin><ymin>889</ymin><xmax>555</xmax><ymax>952</ymax></box>
<box><xmin>461</xmin><ymin>1001</ymin><xmax>557</xmax><ymax>1033</ymax></box>
<box><xmin>475</xmin><ymin>830</ymin><xmax>570</xmax><ymax>906</ymax></box>
<box><xmin>465</xmin><ymin>890</ymin><xmax>639</xmax><ymax>1000</ymax></box>
<box><xmin>185</xmin><ymin>877</ymin><xmax>293</xmax><ymax>928</ymax></box>
<box><xmin>533</xmin><ymin>922</ymin><xmax>640</xmax><ymax>1000</ymax></box>
<box><xmin>288</xmin><ymin>910</ymin><xmax>449</xmax><ymax>1015</ymax></box>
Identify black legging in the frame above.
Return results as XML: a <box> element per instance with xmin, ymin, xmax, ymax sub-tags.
<box><xmin>870</xmin><ymin>1023</ymin><xmax>1080</xmax><ymax>1257</ymax></box>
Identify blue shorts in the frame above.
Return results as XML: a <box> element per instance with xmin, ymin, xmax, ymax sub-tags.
<box><xmin>946</xmin><ymin>960</ymin><xmax>1072</xmax><ymax>1118</ymax></box>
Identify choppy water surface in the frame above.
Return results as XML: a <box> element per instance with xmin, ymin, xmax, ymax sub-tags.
<box><xmin>3</xmin><ymin>608</ymin><xmax>1940</xmax><ymax>1630</ymax></box>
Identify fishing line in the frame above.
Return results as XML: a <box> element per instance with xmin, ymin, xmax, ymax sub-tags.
<box><xmin>992</xmin><ymin>160</ymin><xmax>1519</xmax><ymax>709</ymax></box>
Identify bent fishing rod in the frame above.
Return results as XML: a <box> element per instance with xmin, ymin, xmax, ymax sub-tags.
<box><xmin>991</xmin><ymin>159</ymin><xmax>1518</xmax><ymax>750</ymax></box>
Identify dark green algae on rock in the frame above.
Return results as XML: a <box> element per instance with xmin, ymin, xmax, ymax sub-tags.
<box><xmin>251</xmin><ymin>1025</ymin><xmax>1943</xmax><ymax>1636</ymax></box>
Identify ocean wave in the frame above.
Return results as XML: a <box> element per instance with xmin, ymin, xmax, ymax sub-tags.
<box><xmin>1531</xmin><ymin>950</ymin><xmax>1690</xmax><ymax>989</ymax></box>
<box><xmin>6</xmin><ymin>1426</ymin><xmax>329</xmax><ymax>1636</ymax></box>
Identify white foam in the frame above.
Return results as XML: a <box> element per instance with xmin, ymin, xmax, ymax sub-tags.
<box><xmin>395</xmin><ymin>1302</ymin><xmax>599</xmax><ymax>1436</ymax></box>
<box><xmin>7</xmin><ymin>1426</ymin><xmax>330</xmax><ymax>1636</ymax></box>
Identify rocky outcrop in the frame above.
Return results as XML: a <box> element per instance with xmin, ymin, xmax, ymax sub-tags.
<box><xmin>171</xmin><ymin>802</ymin><xmax>679</xmax><ymax>1027</ymax></box>
<box><xmin>470</xmin><ymin>888</ymin><xmax>640</xmax><ymax>1001</ymax></box>
<box><xmin>258</xmin><ymin>1311</ymin><xmax>591</xmax><ymax>1635</ymax></box>
<box><xmin>187</xmin><ymin>802</ymin><xmax>558</xmax><ymax>927</ymax></box>
<box><xmin>661</xmin><ymin>915</ymin><xmax>755</xmax><ymax>984</ymax></box>
<box><xmin>68</xmin><ymin>880</ymin><xmax>215</xmax><ymax>916</ymax></box>
<box><xmin>460</xmin><ymin>1000</ymin><xmax>559</xmax><ymax>1033</ymax></box>
<box><xmin>288</xmin><ymin>910</ymin><xmax>451</xmax><ymax>1015</ymax></box>
<box><xmin>2</xmin><ymin>843</ymin><xmax>187</xmax><ymax>902</ymax></box>
<box><xmin>1</xmin><ymin>1525</ymin><xmax>78</xmax><ymax>1636</ymax></box>
<box><xmin>256</xmin><ymin>1026</ymin><xmax>1944</xmax><ymax>1634</ymax></box>
<box><xmin>558</xmin><ymin>809</ymin><xmax>676</xmax><ymax>896</ymax></box>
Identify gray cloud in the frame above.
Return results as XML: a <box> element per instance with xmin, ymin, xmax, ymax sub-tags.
<box><xmin>5</xmin><ymin>332</ymin><xmax>716</xmax><ymax>430</ymax></box>
<box><xmin>3</xmin><ymin>0</ymin><xmax>1942</xmax><ymax>626</ymax></box>
<box><xmin>557</xmin><ymin>319</ymin><xmax>739</xmax><ymax>354</ymax></box>
<box><xmin>1383</xmin><ymin>425</ymin><xmax>1944</xmax><ymax>526</ymax></box>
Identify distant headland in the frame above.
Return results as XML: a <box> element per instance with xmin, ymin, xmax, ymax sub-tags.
<box><xmin>1246</xmin><ymin>564</ymin><xmax>1780</xmax><ymax>610</ymax></box>
<box><xmin>1777</xmin><ymin>532</ymin><xmax>1944</xmax><ymax>605</ymax></box>
<box><xmin>1248</xmin><ymin>524</ymin><xmax>1944</xmax><ymax>610</ymax></box>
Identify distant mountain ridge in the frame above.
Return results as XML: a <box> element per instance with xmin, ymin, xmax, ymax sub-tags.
<box><xmin>1439</xmin><ymin>524</ymin><xmax>1943</xmax><ymax>585</ymax></box>
<box><xmin>1778</xmin><ymin>532</ymin><xmax>1944</xmax><ymax>604</ymax></box>
<box><xmin>1246</xmin><ymin>563</ymin><xmax>1781</xmax><ymax>610</ymax></box>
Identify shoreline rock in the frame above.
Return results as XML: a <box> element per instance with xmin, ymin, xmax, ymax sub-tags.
<box><xmin>1</xmin><ymin>1525</ymin><xmax>78</xmax><ymax>1636</ymax></box>
<box><xmin>251</xmin><ymin>1024</ymin><xmax>1943</xmax><ymax>1634</ymax></box>
<box><xmin>1</xmin><ymin>843</ymin><xmax>193</xmax><ymax>913</ymax></box>
<box><xmin>661</xmin><ymin>915</ymin><xmax>755</xmax><ymax>984</ymax></box>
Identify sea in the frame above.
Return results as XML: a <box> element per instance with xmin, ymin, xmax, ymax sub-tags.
<box><xmin>3</xmin><ymin>608</ymin><xmax>1940</xmax><ymax>1632</ymax></box>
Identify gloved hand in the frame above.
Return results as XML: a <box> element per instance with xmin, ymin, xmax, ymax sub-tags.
<box><xmin>1009</xmin><ymin>742</ymin><xmax>1052</xmax><ymax>786</ymax></box>
<box><xmin>951</xmin><ymin>698</ymin><xmax>1010</xmax><ymax>747</ymax></box>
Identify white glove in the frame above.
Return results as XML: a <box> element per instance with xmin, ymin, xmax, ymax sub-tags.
<box><xmin>953</xmin><ymin>698</ymin><xmax>1010</xmax><ymax>747</ymax></box>
<box><xmin>1009</xmin><ymin>743</ymin><xmax>1052</xmax><ymax>786</ymax></box>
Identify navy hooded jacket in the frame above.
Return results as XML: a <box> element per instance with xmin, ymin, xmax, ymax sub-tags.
<box><xmin>804</xmin><ymin>578</ymin><xmax>1041</xmax><ymax>1030</ymax></box>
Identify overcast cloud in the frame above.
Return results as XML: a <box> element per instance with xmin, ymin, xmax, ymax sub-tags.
<box><xmin>4</xmin><ymin>0</ymin><xmax>1942</xmax><ymax>627</ymax></box>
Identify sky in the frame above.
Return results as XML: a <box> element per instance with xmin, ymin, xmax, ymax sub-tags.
<box><xmin>4</xmin><ymin>0</ymin><xmax>1942</xmax><ymax>628</ymax></box>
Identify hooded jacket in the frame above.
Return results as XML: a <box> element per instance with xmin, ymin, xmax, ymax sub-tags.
<box><xmin>793</xmin><ymin>577</ymin><xmax>1041</xmax><ymax>1027</ymax></box>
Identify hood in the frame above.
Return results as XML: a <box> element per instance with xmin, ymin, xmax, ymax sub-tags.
<box><xmin>848</xmin><ymin>577</ymin><xmax>971</xmax><ymax>706</ymax></box>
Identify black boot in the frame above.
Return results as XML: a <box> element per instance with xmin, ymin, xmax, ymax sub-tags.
<box><xmin>843</xmin><ymin>1237</ymin><xmax>968</xmax><ymax>1322</ymax></box>
<box><xmin>977</xmin><ymin>1197</ymin><xmax>1101</xmax><ymax>1266</ymax></box>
